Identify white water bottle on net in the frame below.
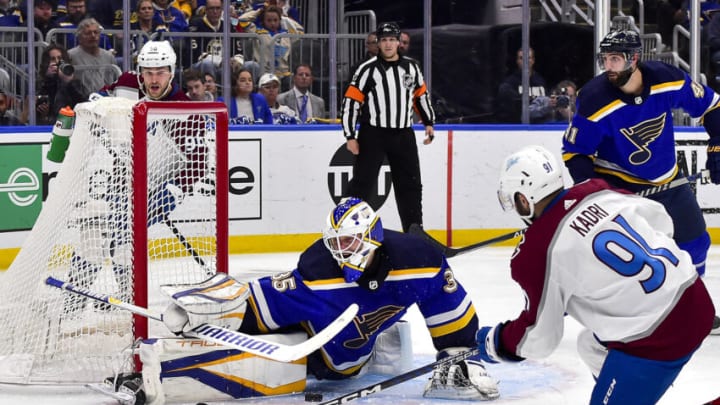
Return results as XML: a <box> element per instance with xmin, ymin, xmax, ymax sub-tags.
<box><xmin>0</xmin><ymin>97</ymin><xmax>229</xmax><ymax>383</ymax></box>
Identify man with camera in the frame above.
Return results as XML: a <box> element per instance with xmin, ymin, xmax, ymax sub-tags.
<box><xmin>21</xmin><ymin>43</ymin><xmax>86</xmax><ymax>125</ymax></box>
<box><xmin>528</xmin><ymin>80</ymin><xmax>577</xmax><ymax>124</ymax></box>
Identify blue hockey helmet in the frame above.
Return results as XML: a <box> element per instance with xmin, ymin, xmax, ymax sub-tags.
<box><xmin>323</xmin><ymin>197</ymin><xmax>384</xmax><ymax>282</ymax></box>
<box><xmin>597</xmin><ymin>29</ymin><xmax>642</xmax><ymax>71</ymax></box>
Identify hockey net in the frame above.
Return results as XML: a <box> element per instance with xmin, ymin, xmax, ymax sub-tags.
<box><xmin>0</xmin><ymin>97</ymin><xmax>229</xmax><ymax>384</ymax></box>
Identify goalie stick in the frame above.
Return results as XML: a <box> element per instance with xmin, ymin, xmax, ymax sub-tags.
<box><xmin>412</xmin><ymin>170</ymin><xmax>710</xmax><ymax>258</ymax></box>
<box><xmin>318</xmin><ymin>347</ymin><xmax>481</xmax><ymax>405</ymax></box>
<box><xmin>45</xmin><ymin>276</ymin><xmax>359</xmax><ymax>363</ymax></box>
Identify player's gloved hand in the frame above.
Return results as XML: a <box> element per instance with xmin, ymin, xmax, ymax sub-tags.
<box><xmin>147</xmin><ymin>182</ymin><xmax>183</xmax><ymax>226</ymax></box>
<box><xmin>476</xmin><ymin>324</ymin><xmax>503</xmax><ymax>364</ymax></box>
<box><xmin>707</xmin><ymin>137</ymin><xmax>720</xmax><ymax>184</ymax></box>
<box><xmin>160</xmin><ymin>273</ymin><xmax>249</xmax><ymax>336</ymax></box>
<box><xmin>423</xmin><ymin>347</ymin><xmax>500</xmax><ymax>400</ymax></box>
<box><xmin>163</xmin><ymin>302</ymin><xmax>190</xmax><ymax>336</ymax></box>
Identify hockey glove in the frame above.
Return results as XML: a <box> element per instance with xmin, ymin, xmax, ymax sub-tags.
<box><xmin>161</xmin><ymin>273</ymin><xmax>249</xmax><ymax>335</ymax></box>
<box><xmin>423</xmin><ymin>347</ymin><xmax>500</xmax><ymax>401</ymax></box>
<box><xmin>477</xmin><ymin>324</ymin><xmax>503</xmax><ymax>364</ymax></box>
<box><xmin>707</xmin><ymin>137</ymin><xmax>720</xmax><ymax>184</ymax></box>
<box><xmin>163</xmin><ymin>302</ymin><xmax>190</xmax><ymax>336</ymax></box>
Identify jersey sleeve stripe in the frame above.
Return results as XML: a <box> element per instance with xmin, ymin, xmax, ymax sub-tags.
<box><xmin>428</xmin><ymin>303</ymin><xmax>477</xmax><ymax>338</ymax></box>
<box><xmin>588</xmin><ymin>99</ymin><xmax>626</xmax><ymax>122</ymax></box>
<box><xmin>425</xmin><ymin>294</ymin><xmax>474</xmax><ymax>326</ymax></box>
<box><xmin>649</xmin><ymin>80</ymin><xmax>684</xmax><ymax>94</ymax></box>
<box><xmin>247</xmin><ymin>281</ymin><xmax>278</xmax><ymax>332</ymax></box>
<box><xmin>303</xmin><ymin>278</ymin><xmax>353</xmax><ymax>291</ymax></box>
<box><xmin>386</xmin><ymin>267</ymin><xmax>439</xmax><ymax>280</ymax></box>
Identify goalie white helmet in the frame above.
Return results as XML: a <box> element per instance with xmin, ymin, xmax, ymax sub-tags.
<box><xmin>498</xmin><ymin>145</ymin><xmax>564</xmax><ymax>223</ymax></box>
<box><xmin>323</xmin><ymin>197</ymin><xmax>384</xmax><ymax>282</ymax></box>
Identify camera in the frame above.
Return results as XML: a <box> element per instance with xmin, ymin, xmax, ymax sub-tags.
<box><xmin>556</xmin><ymin>87</ymin><xmax>570</xmax><ymax>109</ymax></box>
<box><xmin>58</xmin><ymin>61</ymin><xmax>74</xmax><ymax>76</ymax></box>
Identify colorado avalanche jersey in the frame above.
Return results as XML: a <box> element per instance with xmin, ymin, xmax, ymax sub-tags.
<box><xmin>562</xmin><ymin>61</ymin><xmax>720</xmax><ymax>184</ymax></box>
<box><xmin>240</xmin><ymin>230</ymin><xmax>479</xmax><ymax>379</ymax></box>
<box><xmin>500</xmin><ymin>179</ymin><xmax>713</xmax><ymax>361</ymax></box>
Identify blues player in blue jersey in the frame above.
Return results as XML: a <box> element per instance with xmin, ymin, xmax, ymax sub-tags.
<box><xmin>160</xmin><ymin>197</ymin><xmax>500</xmax><ymax>402</ymax></box>
<box><xmin>561</xmin><ymin>29</ymin><xmax>720</xmax><ymax>334</ymax></box>
<box><xmin>244</xmin><ymin>197</ymin><xmax>498</xmax><ymax>400</ymax></box>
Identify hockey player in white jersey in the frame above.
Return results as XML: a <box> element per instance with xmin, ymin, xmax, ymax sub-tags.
<box><xmin>476</xmin><ymin>145</ymin><xmax>715</xmax><ymax>405</ymax></box>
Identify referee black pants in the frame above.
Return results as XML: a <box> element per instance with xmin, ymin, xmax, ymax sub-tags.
<box><xmin>347</xmin><ymin>125</ymin><xmax>422</xmax><ymax>232</ymax></box>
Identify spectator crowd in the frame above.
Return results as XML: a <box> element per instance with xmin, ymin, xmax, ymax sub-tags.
<box><xmin>0</xmin><ymin>0</ymin><xmax>718</xmax><ymax>126</ymax></box>
<box><xmin>0</xmin><ymin>0</ymin><xmax>328</xmax><ymax>125</ymax></box>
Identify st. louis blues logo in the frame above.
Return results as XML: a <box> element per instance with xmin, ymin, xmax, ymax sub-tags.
<box><xmin>620</xmin><ymin>112</ymin><xmax>666</xmax><ymax>165</ymax></box>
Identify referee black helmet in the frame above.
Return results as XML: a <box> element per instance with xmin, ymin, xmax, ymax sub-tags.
<box><xmin>376</xmin><ymin>22</ymin><xmax>401</xmax><ymax>39</ymax></box>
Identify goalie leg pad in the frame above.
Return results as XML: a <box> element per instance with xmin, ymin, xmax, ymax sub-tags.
<box><xmin>138</xmin><ymin>333</ymin><xmax>308</xmax><ymax>404</ymax></box>
<box><xmin>577</xmin><ymin>328</ymin><xmax>608</xmax><ymax>378</ymax></box>
<box><xmin>423</xmin><ymin>347</ymin><xmax>500</xmax><ymax>401</ymax></box>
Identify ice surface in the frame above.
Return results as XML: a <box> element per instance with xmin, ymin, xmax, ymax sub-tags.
<box><xmin>0</xmin><ymin>247</ymin><xmax>718</xmax><ymax>405</ymax></box>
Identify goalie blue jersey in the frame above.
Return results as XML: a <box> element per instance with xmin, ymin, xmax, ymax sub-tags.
<box><xmin>562</xmin><ymin>61</ymin><xmax>720</xmax><ymax>184</ymax></box>
<box><xmin>240</xmin><ymin>230</ymin><xmax>479</xmax><ymax>379</ymax></box>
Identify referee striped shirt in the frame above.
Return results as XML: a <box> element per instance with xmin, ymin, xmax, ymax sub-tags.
<box><xmin>342</xmin><ymin>56</ymin><xmax>435</xmax><ymax>139</ymax></box>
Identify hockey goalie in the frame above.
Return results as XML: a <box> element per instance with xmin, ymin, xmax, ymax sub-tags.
<box><xmin>101</xmin><ymin>198</ymin><xmax>499</xmax><ymax>404</ymax></box>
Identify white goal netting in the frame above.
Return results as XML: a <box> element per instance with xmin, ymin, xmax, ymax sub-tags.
<box><xmin>0</xmin><ymin>97</ymin><xmax>228</xmax><ymax>384</ymax></box>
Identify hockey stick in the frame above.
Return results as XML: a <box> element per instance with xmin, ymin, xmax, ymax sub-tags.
<box><xmin>45</xmin><ymin>276</ymin><xmax>359</xmax><ymax>363</ymax></box>
<box><xmin>410</xmin><ymin>224</ymin><xmax>525</xmax><ymax>258</ymax></box>
<box><xmin>165</xmin><ymin>219</ymin><xmax>212</xmax><ymax>275</ymax></box>
<box><xmin>412</xmin><ymin>170</ymin><xmax>710</xmax><ymax>258</ymax></box>
<box><xmin>318</xmin><ymin>347</ymin><xmax>481</xmax><ymax>404</ymax></box>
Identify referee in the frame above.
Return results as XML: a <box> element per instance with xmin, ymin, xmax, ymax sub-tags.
<box><xmin>341</xmin><ymin>22</ymin><xmax>436</xmax><ymax>232</ymax></box>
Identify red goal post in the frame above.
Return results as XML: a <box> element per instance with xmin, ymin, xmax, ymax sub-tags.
<box><xmin>0</xmin><ymin>98</ymin><xmax>228</xmax><ymax>384</ymax></box>
<box><xmin>131</xmin><ymin>101</ymin><xmax>229</xmax><ymax>345</ymax></box>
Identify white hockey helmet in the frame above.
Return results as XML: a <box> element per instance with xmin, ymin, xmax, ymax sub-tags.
<box><xmin>323</xmin><ymin>197</ymin><xmax>384</xmax><ymax>282</ymax></box>
<box><xmin>498</xmin><ymin>145</ymin><xmax>564</xmax><ymax>223</ymax></box>
<box><xmin>137</xmin><ymin>40</ymin><xmax>176</xmax><ymax>76</ymax></box>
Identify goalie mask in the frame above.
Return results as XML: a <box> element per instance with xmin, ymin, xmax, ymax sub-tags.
<box><xmin>498</xmin><ymin>145</ymin><xmax>564</xmax><ymax>224</ymax></box>
<box><xmin>137</xmin><ymin>40</ymin><xmax>176</xmax><ymax>100</ymax></box>
<box><xmin>323</xmin><ymin>197</ymin><xmax>384</xmax><ymax>282</ymax></box>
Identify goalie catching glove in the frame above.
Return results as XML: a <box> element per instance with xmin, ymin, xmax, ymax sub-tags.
<box><xmin>162</xmin><ymin>273</ymin><xmax>250</xmax><ymax>336</ymax></box>
<box><xmin>707</xmin><ymin>137</ymin><xmax>720</xmax><ymax>184</ymax></box>
<box><xmin>423</xmin><ymin>347</ymin><xmax>500</xmax><ymax>401</ymax></box>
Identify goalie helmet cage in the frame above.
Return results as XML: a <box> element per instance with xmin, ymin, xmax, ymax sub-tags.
<box><xmin>0</xmin><ymin>98</ymin><xmax>228</xmax><ymax>384</ymax></box>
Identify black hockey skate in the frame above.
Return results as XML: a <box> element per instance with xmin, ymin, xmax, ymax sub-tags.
<box><xmin>97</xmin><ymin>372</ymin><xmax>146</xmax><ymax>405</ymax></box>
